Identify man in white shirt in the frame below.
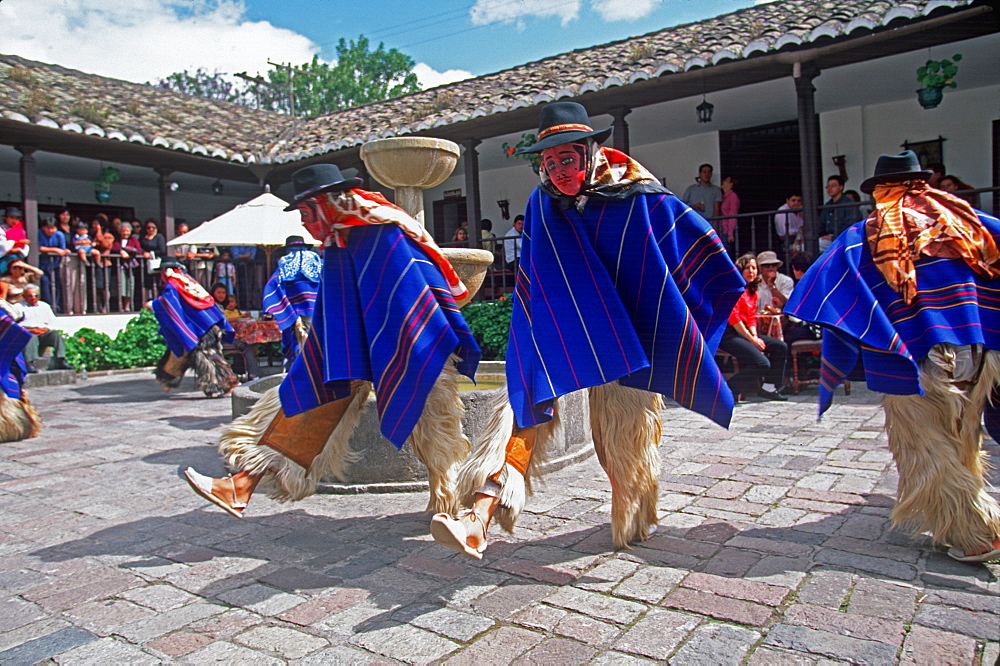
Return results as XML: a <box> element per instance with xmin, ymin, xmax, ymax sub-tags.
<box><xmin>18</xmin><ymin>285</ymin><xmax>72</xmax><ymax>371</ymax></box>
<box><xmin>756</xmin><ymin>250</ymin><xmax>795</xmax><ymax>314</ymax></box>
<box><xmin>773</xmin><ymin>193</ymin><xmax>804</xmax><ymax>254</ymax></box>
<box><xmin>504</xmin><ymin>215</ymin><xmax>524</xmax><ymax>271</ymax></box>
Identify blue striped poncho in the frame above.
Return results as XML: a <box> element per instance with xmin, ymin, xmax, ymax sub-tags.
<box><xmin>152</xmin><ymin>282</ymin><xmax>233</xmax><ymax>357</ymax></box>
<box><xmin>279</xmin><ymin>224</ymin><xmax>480</xmax><ymax>449</ymax></box>
<box><xmin>507</xmin><ymin>188</ymin><xmax>745</xmax><ymax>429</ymax></box>
<box><xmin>0</xmin><ymin>309</ymin><xmax>31</xmax><ymax>399</ymax></box>
<box><xmin>784</xmin><ymin>210</ymin><xmax>1000</xmax><ymax>421</ymax></box>
<box><xmin>261</xmin><ymin>252</ymin><xmax>320</xmax><ymax>359</ymax></box>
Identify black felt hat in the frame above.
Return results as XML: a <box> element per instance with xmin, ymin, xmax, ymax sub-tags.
<box><xmin>284</xmin><ymin>164</ymin><xmax>362</xmax><ymax>211</ymax></box>
<box><xmin>515</xmin><ymin>102</ymin><xmax>612</xmax><ymax>155</ymax></box>
<box><xmin>158</xmin><ymin>259</ymin><xmax>185</xmax><ymax>271</ymax></box>
<box><xmin>860</xmin><ymin>150</ymin><xmax>934</xmax><ymax>194</ymax></box>
<box><xmin>4</xmin><ymin>207</ymin><xmax>22</xmax><ymax>218</ymax></box>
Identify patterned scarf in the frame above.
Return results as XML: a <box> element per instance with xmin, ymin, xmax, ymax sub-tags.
<box><xmin>306</xmin><ymin>188</ymin><xmax>467</xmax><ymax>301</ymax></box>
<box><xmin>866</xmin><ymin>181</ymin><xmax>1000</xmax><ymax>304</ymax></box>
<box><xmin>277</xmin><ymin>248</ymin><xmax>322</xmax><ymax>283</ymax></box>
<box><xmin>540</xmin><ymin>142</ymin><xmax>668</xmax><ymax>209</ymax></box>
<box><xmin>163</xmin><ymin>268</ymin><xmax>215</xmax><ymax>309</ymax></box>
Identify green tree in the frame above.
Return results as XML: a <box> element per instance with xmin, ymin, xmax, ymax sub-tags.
<box><xmin>153</xmin><ymin>35</ymin><xmax>420</xmax><ymax>117</ymax></box>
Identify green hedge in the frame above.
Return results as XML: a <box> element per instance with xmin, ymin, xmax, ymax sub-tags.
<box><xmin>462</xmin><ymin>298</ymin><xmax>513</xmax><ymax>361</ymax></box>
<box><xmin>65</xmin><ymin>309</ymin><xmax>166</xmax><ymax>371</ymax></box>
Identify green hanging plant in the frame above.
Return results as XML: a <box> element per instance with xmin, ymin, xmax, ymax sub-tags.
<box><xmin>94</xmin><ymin>166</ymin><xmax>120</xmax><ymax>203</ymax></box>
<box><xmin>501</xmin><ymin>133</ymin><xmax>542</xmax><ymax>173</ymax></box>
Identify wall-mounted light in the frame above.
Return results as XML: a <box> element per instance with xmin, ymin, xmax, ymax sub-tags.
<box><xmin>696</xmin><ymin>97</ymin><xmax>714</xmax><ymax>123</ymax></box>
<box><xmin>497</xmin><ymin>199</ymin><xmax>510</xmax><ymax>220</ymax></box>
<box><xmin>211</xmin><ymin>180</ymin><xmax>224</xmax><ymax>196</ymax></box>
<box><xmin>169</xmin><ymin>182</ymin><xmax>179</xmax><ymax>192</ymax></box>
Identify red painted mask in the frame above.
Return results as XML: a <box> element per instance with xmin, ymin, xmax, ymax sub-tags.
<box><xmin>541</xmin><ymin>144</ymin><xmax>587</xmax><ymax>196</ymax></box>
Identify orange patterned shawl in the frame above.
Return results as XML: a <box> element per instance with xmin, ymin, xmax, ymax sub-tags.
<box><xmin>866</xmin><ymin>181</ymin><xmax>1000</xmax><ymax>304</ymax></box>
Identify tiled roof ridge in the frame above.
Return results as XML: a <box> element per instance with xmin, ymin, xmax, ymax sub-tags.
<box><xmin>275</xmin><ymin>0</ymin><xmax>971</xmax><ymax>164</ymax></box>
<box><xmin>0</xmin><ymin>52</ymin><xmax>295</xmax><ymax>164</ymax></box>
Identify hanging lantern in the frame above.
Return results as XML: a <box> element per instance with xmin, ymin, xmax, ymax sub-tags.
<box><xmin>696</xmin><ymin>97</ymin><xmax>714</xmax><ymax>123</ymax></box>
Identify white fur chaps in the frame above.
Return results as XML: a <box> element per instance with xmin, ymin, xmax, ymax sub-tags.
<box><xmin>456</xmin><ymin>381</ymin><xmax>662</xmax><ymax>548</ymax></box>
<box><xmin>882</xmin><ymin>344</ymin><xmax>1000</xmax><ymax>553</ymax></box>
<box><xmin>589</xmin><ymin>381</ymin><xmax>663</xmax><ymax>549</ymax></box>
<box><xmin>217</xmin><ymin>356</ymin><xmax>469</xmax><ymax>513</ymax></box>
<box><xmin>0</xmin><ymin>394</ymin><xmax>41</xmax><ymax>442</ymax></box>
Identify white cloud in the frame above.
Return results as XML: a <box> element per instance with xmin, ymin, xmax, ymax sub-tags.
<box><xmin>591</xmin><ymin>0</ymin><xmax>662</xmax><ymax>21</ymax></box>
<box><xmin>469</xmin><ymin>0</ymin><xmax>581</xmax><ymax>27</ymax></box>
<box><xmin>412</xmin><ymin>62</ymin><xmax>473</xmax><ymax>89</ymax></box>
<box><xmin>0</xmin><ymin>0</ymin><xmax>317</xmax><ymax>84</ymax></box>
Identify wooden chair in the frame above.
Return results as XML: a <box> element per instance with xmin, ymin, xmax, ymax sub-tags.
<box><xmin>789</xmin><ymin>339</ymin><xmax>851</xmax><ymax>395</ymax></box>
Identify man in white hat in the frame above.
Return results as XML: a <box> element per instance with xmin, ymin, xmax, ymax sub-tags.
<box><xmin>755</xmin><ymin>250</ymin><xmax>794</xmax><ymax>315</ymax></box>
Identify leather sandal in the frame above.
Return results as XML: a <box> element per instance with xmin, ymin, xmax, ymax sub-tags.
<box><xmin>431</xmin><ymin>509</ymin><xmax>487</xmax><ymax>560</ymax></box>
<box><xmin>947</xmin><ymin>537</ymin><xmax>1000</xmax><ymax>563</ymax></box>
<box><xmin>184</xmin><ymin>467</ymin><xmax>247</xmax><ymax>519</ymax></box>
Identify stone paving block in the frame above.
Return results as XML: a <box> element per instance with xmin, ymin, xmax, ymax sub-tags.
<box><xmin>705</xmin><ymin>481</ymin><xmax>750</xmax><ymax>499</ymax></box>
<box><xmin>352</xmin><ymin>621</ymin><xmax>458</xmax><ymax>663</ymax></box>
<box><xmin>292</xmin><ymin>643</ymin><xmax>400</xmax><ymax>664</ymax></box>
<box><xmin>469</xmin><ymin>582</ymin><xmax>556</xmax><ymax>621</ymax></box>
<box><xmin>513</xmin><ymin>602</ymin><xmax>567</xmax><ymax>631</ymax></box>
<box><xmin>234</xmin><ymin>625</ymin><xmax>329</xmax><ymax>660</ymax></box>
<box><xmin>613</xmin><ymin>565</ymin><xmax>684</xmax><ymax>604</ymax></box>
<box><xmin>523</xmin><ymin>636</ymin><xmax>597</xmax><ymax>664</ymax></box>
<box><xmin>784</xmin><ymin>603</ymin><xmax>906</xmax><ymax>646</ymax></box>
<box><xmin>113</xmin><ymin>601</ymin><xmax>222</xmax><ymax>643</ymax></box>
<box><xmin>763</xmin><ymin>624</ymin><xmax>898</xmax><ymax>664</ymax></box>
<box><xmin>215</xmin><ymin>583</ymin><xmax>305</xmax><ymax>616</ymax></box>
<box><xmin>914</xmin><ymin>603</ymin><xmax>1000</xmax><ymax>641</ymax></box>
<box><xmin>745</xmin><ymin>645</ymin><xmax>816</xmax><ymax>664</ymax></box>
<box><xmin>184</xmin><ymin>640</ymin><xmax>284</xmax><ymax>664</ymax></box>
<box><xmin>0</xmin><ymin>626</ymin><xmax>98</xmax><ymax>664</ymax></box>
<box><xmin>668</xmin><ymin>622</ymin><xmax>760</xmax><ymax>666</ymax></box>
<box><xmin>682</xmin><ymin>571</ymin><xmax>792</xmax><ymax>606</ymax></box>
<box><xmin>397</xmin><ymin>603</ymin><xmax>494</xmax><ymax>642</ymax></box>
<box><xmin>55</xmin><ymin>636</ymin><xmax>158</xmax><ymax>664</ymax></box>
<box><xmin>544</xmin><ymin>586</ymin><xmax>646</xmax><ymax>625</ymax></box>
<box><xmin>899</xmin><ymin>625</ymin><xmax>977</xmax><ymax>665</ymax></box>
<box><xmin>846</xmin><ymin>579</ymin><xmax>918</xmax><ymax>621</ymax></box>
<box><xmin>553</xmin><ymin>612</ymin><xmax>621</xmax><ymax>647</ymax></box>
<box><xmin>589</xmin><ymin>649</ymin><xmax>659</xmax><ymax>664</ymax></box>
<box><xmin>63</xmin><ymin>598</ymin><xmax>156</xmax><ymax>635</ymax></box>
<box><xmin>116</xmin><ymin>583</ymin><xmax>201</xmax><ymax>612</ymax></box>
<box><xmin>982</xmin><ymin>641</ymin><xmax>999</xmax><ymax>666</ymax></box>
<box><xmin>700</xmin><ymin>547</ymin><xmax>761</xmax><ymax>577</ymax></box>
<box><xmin>397</xmin><ymin>554</ymin><xmax>469</xmax><ymax>580</ymax></box>
<box><xmin>813</xmin><ymin>547</ymin><xmax>917</xmax><ymax>580</ymax></box>
<box><xmin>743</xmin><ymin>484</ymin><xmax>788</xmax><ymax>504</ymax></box>
<box><xmin>613</xmin><ymin>608</ymin><xmax>700</xmax><ymax>660</ymax></box>
<box><xmin>0</xmin><ymin>595</ymin><xmax>47</xmax><ymax>633</ymax></box>
<box><xmin>277</xmin><ymin>588</ymin><xmax>370</xmax><ymax>627</ymax></box>
<box><xmin>661</xmin><ymin>588</ymin><xmax>772</xmax><ymax>626</ymax></box>
<box><xmin>575</xmin><ymin>558</ymin><xmax>640</xmax><ymax>593</ymax></box>
<box><xmin>443</xmin><ymin>625</ymin><xmax>544</xmax><ymax>664</ymax></box>
<box><xmin>257</xmin><ymin>567</ymin><xmax>342</xmax><ymax>594</ymax></box>
<box><xmin>725</xmin><ymin>534</ymin><xmax>812</xmax><ymax>558</ymax></box>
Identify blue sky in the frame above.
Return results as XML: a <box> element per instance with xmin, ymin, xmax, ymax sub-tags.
<box><xmin>1</xmin><ymin>0</ymin><xmax>756</xmax><ymax>88</ymax></box>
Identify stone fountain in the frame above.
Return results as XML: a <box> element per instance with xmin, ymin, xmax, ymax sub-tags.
<box><xmin>233</xmin><ymin>137</ymin><xmax>593</xmax><ymax>492</ymax></box>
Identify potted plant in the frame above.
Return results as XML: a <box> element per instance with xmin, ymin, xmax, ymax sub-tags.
<box><xmin>916</xmin><ymin>54</ymin><xmax>961</xmax><ymax>109</ymax></box>
<box><xmin>501</xmin><ymin>133</ymin><xmax>542</xmax><ymax>173</ymax></box>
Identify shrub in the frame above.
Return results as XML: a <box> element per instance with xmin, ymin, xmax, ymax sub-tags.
<box><xmin>462</xmin><ymin>298</ymin><xmax>513</xmax><ymax>361</ymax></box>
<box><xmin>64</xmin><ymin>310</ymin><xmax>166</xmax><ymax>371</ymax></box>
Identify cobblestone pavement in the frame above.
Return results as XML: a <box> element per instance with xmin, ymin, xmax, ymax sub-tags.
<box><xmin>1</xmin><ymin>373</ymin><xmax>998</xmax><ymax>664</ymax></box>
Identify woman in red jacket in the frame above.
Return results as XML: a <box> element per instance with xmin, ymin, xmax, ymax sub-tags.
<box><xmin>719</xmin><ymin>253</ymin><xmax>788</xmax><ymax>401</ymax></box>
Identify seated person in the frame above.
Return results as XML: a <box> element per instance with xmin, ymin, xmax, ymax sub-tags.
<box><xmin>210</xmin><ymin>283</ymin><xmax>259</xmax><ymax>381</ymax></box>
<box><xmin>223</xmin><ymin>294</ymin><xmax>248</xmax><ymax>321</ymax></box>
<box><xmin>719</xmin><ymin>253</ymin><xmax>789</xmax><ymax>401</ymax></box>
<box><xmin>0</xmin><ymin>260</ymin><xmax>44</xmax><ymax>305</ymax></box>
<box><xmin>17</xmin><ymin>285</ymin><xmax>73</xmax><ymax>372</ymax></box>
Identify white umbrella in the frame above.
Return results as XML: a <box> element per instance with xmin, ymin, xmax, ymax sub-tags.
<box><xmin>167</xmin><ymin>192</ymin><xmax>320</xmax><ymax>247</ymax></box>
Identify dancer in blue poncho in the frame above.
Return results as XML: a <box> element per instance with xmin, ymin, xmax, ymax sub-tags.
<box><xmin>432</xmin><ymin>102</ymin><xmax>744</xmax><ymax>557</ymax></box>
<box><xmin>148</xmin><ymin>260</ymin><xmax>239</xmax><ymax>398</ymax></box>
<box><xmin>184</xmin><ymin>164</ymin><xmax>480</xmax><ymax>519</ymax></box>
<box><xmin>785</xmin><ymin>151</ymin><xmax>1000</xmax><ymax>563</ymax></box>
<box><xmin>261</xmin><ymin>235</ymin><xmax>320</xmax><ymax>366</ymax></box>
<box><xmin>0</xmin><ymin>306</ymin><xmax>40</xmax><ymax>442</ymax></box>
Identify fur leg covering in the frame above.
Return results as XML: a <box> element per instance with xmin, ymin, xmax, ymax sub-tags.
<box><xmin>154</xmin><ymin>349</ymin><xmax>188</xmax><ymax>389</ymax></box>
<box><xmin>407</xmin><ymin>356</ymin><xmax>470</xmax><ymax>515</ymax></box>
<box><xmin>455</xmin><ymin>387</ymin><xmax>560</xmax><ymax>534</ymax></box>
<box><xmin>589</xmin><ymin>381</ymin><xmax>663</xmax><ymax>549</ymax></box>
<box><xmin>293</xmin><ymin>316</ymin><xmax>311</xmax><ymax>353</ymax></box>
<box><xmin>217</xmin><ymin>382</ymin><xmax>372</xmax><ymax>502</ymax></box>
<box><xmin>0</xmin><ymin>394</ymin><xmax>41</xmax><ymax>442</ymax></box>
<box><xmin>191</xmin><ymin>327</ymin><xmax>240</xmax><ymax>398</ymax></box>
<box><xmin>882</xmin><ymin>345</ymin><xmax>1000</xmax><ymax>553</ymax></box>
